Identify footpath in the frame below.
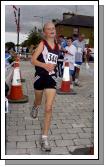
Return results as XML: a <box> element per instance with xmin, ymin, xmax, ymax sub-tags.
<box><xmin>6</xmin><ymin>60</ymin><xmax>94</xmax><ymax>155</ymax></box>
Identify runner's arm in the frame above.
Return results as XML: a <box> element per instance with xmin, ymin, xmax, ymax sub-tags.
<box><xmin>32</xmin><ymin>41</ymin><xmax>55</xmax><ymax>72</ymax></box>
<box><xmin>31</xmin><ymin>41</ymin><xmax>44</xmax><ymax>67</ymax></box>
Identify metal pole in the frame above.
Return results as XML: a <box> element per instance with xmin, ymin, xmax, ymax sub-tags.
<box><xmin>17</xmin><ymin>8</ymin><xmax>20</xmax><ymax>53</ymax></box>
<box><xmin>75</xmin><ymin>5</ymin><xmax>77</xmax><ymax>15</ymax></box>
<box><xmin>41</xmin><ymin>16</ymin><xmax>43</xmax><ymax>31</ymax></box>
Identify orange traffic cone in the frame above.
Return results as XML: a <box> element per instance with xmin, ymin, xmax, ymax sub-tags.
<box><xmin>57</xmin><ymin>62</ymin><xmax>76</xmax><ymax>95</ymax></box>
<box><xmin>14</xmin><ymin>56</ymin><xmax>25</xmax><ymax>82</ymax></box>
<box><xmin>8</xmin><ymin>64</ymin><xmax>28</xmax><ymax>103</ymax></box>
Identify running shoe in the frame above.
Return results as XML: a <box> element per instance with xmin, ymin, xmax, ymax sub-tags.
<box><xmin>74</xmin><ymin>81</ymin><xmax>82</xmax><ymax>87</ymax></box>
<box><xmin>41</xmin><ymin>137</ymin><xmax>51</xmax><ymax>152</ymax></box>
<box><xmin>30</xmin><ymin>106</ymin><xmax>39</xmax><ymax>118</ymax></box>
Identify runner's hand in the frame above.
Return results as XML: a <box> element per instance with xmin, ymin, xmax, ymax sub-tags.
<box><xmin>43</xmin><ymin>63</ymin><xmax>55</xmax><ymax>72</ymax></box>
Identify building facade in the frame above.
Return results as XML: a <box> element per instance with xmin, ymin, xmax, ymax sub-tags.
<box><xmin>56</xmin><ymin>13</ymin><xmax>94</xmax><ymax>47</ymax></box>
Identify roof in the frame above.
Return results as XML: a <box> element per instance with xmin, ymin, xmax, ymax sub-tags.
<box><xmin>56</xmin><ymin>15</ymin><xmax>94</xmax><ymax>28</ymax></box>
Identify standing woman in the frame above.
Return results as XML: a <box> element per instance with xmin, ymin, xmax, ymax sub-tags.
<box><xmin>31</xmin><ymin>22</ymin><xmax>59</xmax><ymax>152</ymax></box>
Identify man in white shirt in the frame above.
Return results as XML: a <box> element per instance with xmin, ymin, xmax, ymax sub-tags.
<box><xmin>72</xmin><ymin>34</ymin><xmax>86</xmax><ymax>86</ymax></box>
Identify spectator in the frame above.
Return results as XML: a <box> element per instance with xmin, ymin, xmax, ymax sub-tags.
<box><xmin>58</xmin><ymin>35</ymin><xmax>67</xmax><ymax>49</ymax></box>
<box><xmin>72</xmin><ymin>34</ymin><xmax>79</xmax><ymax>41</ymax></box>
<box><xmin>84</xmin><ymin>44</ymin><xmax>92</xmax><ymax>63</ymax></box>
<box><xmin>5</xmin><ymin>82</ymin><xmax>9</xmax><ymax>97</ymax></box>
<box><xmin>21</xmin><ymin>47</ymin><xmax>24</xmax><ymax>53</ymax></box>
<box><xmin>57</xmin><ymin>35</ymin><xmax>67</xmax><ymax>77</ymax></box>
<box><xmin>9</xmin><ymin>50</ymin><xmax>17</xmax><ymax>62</ymax></box>
<box><xmin>25</xmin><ymin>47</ymin><xmax>29</xmax><ymax>59</ymax></box>
<box><xmin>26</xmin><ymin>47</ymin><xmax>29</xmax><ymax>53</ymax></box>
<box><xmin>63</xmin><ymin>37</ymin><xmax>77</xmax><ymax>89</ymax></box>
<box><xmin>5</xmin><ymin>49</ymin><xmax>16</xmax><ymax>66</ymax></box>
<box><xmin>72</xmin><ymin>34</ymin><xmax>86</xmax><ymax>86</ymax></box>
<box><xmin>5</xmin><ymin>50</ymin><xmax>12</xmax><ymax>66</ymax></box>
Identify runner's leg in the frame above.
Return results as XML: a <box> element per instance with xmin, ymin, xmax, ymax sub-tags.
<box><xmin>34</xmin><ymin>90</ymin><xmax>43</xmax><ymax>107</ymax></box>
<box><xmin>43</xmin><ymin>88</ymin><xmax>56</xmax><ymax>136</ymax></box>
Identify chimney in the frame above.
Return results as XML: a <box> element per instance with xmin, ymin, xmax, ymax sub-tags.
<box><xmin>63</xmin><ymin>12</ymin><xmax>75</xmax><ymax>20</ymax></box>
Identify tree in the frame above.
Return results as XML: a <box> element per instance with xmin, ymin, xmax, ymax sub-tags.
<box><xmin>20</xmin><ymin>27</ymin><xmax>42</xmax><ymax>48</ymax></box>
<box><xmin>21</xmin><ymin>40</ymin><xmax>28</xmax><ymax>47</ymax></box>
<box><xmin>5</xmin><ymin>42</ymin><xmax>15</xmax><ymax>51</ymax></box>
<box><xmin>27</xmin><ymin>27</ymin><xmax>42</xmax><ymax>46</ymax></box>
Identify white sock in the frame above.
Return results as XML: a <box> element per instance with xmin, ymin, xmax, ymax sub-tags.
<box><xmin>33</xmin><ymin>105</ymin><xmax>39</xmax><ymax>109</ymax></box>
<box><xmin>42</xmin><ymin>135</ymin><xmax>48</xmax><ymax>139</ymax></box>
<box><xmin>75</xmin><ymin>79</ymin><xmax>78</xmax><ymax>83</ymax></box>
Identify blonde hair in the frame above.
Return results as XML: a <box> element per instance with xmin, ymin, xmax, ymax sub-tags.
<box><xmin>43</xmin><ymin>21</ymin><xmax>55</xmax><ymax>32</ymax></box>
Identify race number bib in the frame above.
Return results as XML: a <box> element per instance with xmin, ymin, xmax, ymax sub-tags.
<box><xmin>46</xmin><ymin>52</ymin><xmax>58</xmax><ymax>75</ymax></box>
<box><xmin>46</xmin><ymin>52</ymin><xmax>58</xmax><ymax>64</ymax></box>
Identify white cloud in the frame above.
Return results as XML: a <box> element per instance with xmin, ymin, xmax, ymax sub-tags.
<box><xmin>5</xmin><ymin>32</ymin><xmax>28</xmax><ymax>44</ymax></box>
<box><xmin>5</xmin><ymin>5</ymin><xmax>94</xmax><ymax>43</ymax></box>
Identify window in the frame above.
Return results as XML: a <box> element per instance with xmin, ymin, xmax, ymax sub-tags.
<box><xmin>73</xmin><ymin>28</ymin><xmax>79</xmax><ymax>35</ymax></box>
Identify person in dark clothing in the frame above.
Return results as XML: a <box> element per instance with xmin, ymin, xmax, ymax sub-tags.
<box><xmin>57</xmin><ymin>35</ymin><xmax>67</xmax><ymax>77</ymax></box>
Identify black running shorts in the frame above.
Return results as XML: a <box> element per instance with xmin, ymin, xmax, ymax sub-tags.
<box><xmin>34</xmin><ymin>74</ymin><xmax>57</xmax><ymax>90</ymax></box>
